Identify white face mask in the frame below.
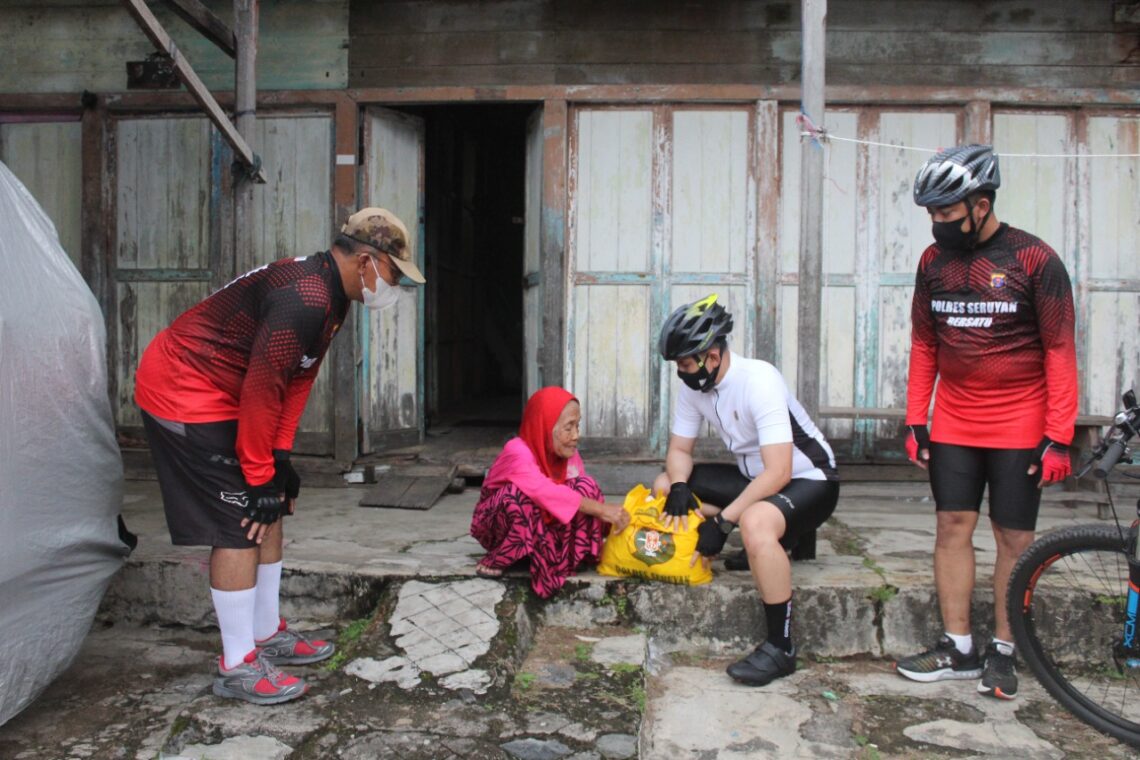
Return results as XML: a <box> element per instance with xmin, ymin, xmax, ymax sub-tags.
<box><xmin>361</xmin><ymin>257</ymin><xmax>400</xmax><ymax>312</ymax></box>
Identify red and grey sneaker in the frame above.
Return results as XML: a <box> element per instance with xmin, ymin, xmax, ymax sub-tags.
<box><xmin>256</xmin><ymin>618</ymin><xmax>336</xmax><ymax>665</ymax></box>
<box><xmin>212</xmin><ymin>649</ymin><xmax>309</xmax><ymax>705</ymax></box>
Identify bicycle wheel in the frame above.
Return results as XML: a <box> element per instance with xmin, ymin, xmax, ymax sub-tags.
<box><xmin>1008</xmin><ymin>523</ymin><xmax>1140</xmax><ymax>747</ymax></box>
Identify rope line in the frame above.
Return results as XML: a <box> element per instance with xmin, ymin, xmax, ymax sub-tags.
<box><xmin>798</xmin><ymin>130</ymin><xmax>1140</xmax><ymax>159</ymax></box>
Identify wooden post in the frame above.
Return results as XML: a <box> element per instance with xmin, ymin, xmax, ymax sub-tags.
<box><xmin>332</xmin><ymin>94</ymin><xmax>359</xmax><ymax>466</ymax></box>
<box><xmin>540</xmin><ymin>100</ymin><xmax>568</xmax><ymax>389</ymax></box>
<box><xmin>964</xmin><ymin>100</ymin><xmax>992</xmax><ymax>145</ymax></box>
<box><xmin>797</xmin><ymin>0</ymin><xmax>826</xmax><ymax>420</ymax></box>
<box><xmin>233</xmin><ymin>0</ymin><xmax>258</xmax><ymax>275</ymax></box>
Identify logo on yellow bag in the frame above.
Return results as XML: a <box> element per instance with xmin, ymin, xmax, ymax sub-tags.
<box><xmin>633</xmin><ymin>528</ymin><xmax>675</xmax><ymax>565</ymax></box>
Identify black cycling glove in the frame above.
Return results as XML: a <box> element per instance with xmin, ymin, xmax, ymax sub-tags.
<box><xmin>664</xmin><ymin>481</ymin><xmax>699</xmax><ymax>518</ymax></box>
<box><xmin>273</xmin><ymin>450</ymin><xmax>301</xmax><ymax>500</ymax></box>
<box><xmin>695</xmin><ymin>517</ymin><xmax>730</xmax><ymax>557</ymax></box>
<box><xmin>243</xmin><ymin>481</ymin><xmax>286</xmax><ymax>526</ymax></box>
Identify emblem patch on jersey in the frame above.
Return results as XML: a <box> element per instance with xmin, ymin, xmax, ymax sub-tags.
<box><xmin>990</xmin><ymin>271</ymin><xmax>1007</xmax><ymax>289</ymax></box>
<box><xmin>300</xmin><ymin>354</ymin><xmax>317</xmax><ymax>369</ymax></box>
<box><xmin>220</xmin><ymin>491</ymin><xmax>249</xmax><ymax>508</ymax></box>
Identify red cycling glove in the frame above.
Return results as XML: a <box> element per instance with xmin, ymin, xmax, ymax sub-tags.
<box><xmin>906</xmin><ymin>425</ymin><xmax>931</xmax><ymax>467</ymax></box>
<box><xmin>1034</xmin><ymin>437</ymin><xmax>1071</xmax><ymax>484</ymax></box>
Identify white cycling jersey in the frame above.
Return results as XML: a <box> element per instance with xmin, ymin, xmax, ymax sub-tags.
<box><xmin>672</xmin><ymin>352</ymin><xmax>838</xmax><ymax>482</ymax></box>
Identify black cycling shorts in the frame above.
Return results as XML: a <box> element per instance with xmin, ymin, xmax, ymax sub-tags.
<box><xmin>687</xmin><ymin>463</ymin><xmax>839</xmax><ymax>549</ymax></box>
<box><xmin>141</xmin><ymin>411</ymin><xmax>269</xmax><ymax>549</ymax></box>
<box><xmin>928</xmin><ymin>442</ymin><xmax>1042</xmax><ymax>531</ymax></box>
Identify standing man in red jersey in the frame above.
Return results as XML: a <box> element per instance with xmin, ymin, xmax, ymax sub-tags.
<box><xmin>893</xmin><ymin>145</ymin><xmax>1078</xmax><ymax>702</ymax></box>
<box><xmin>135</xmin><ymin>208</ymin><xmax>424</xmax><ymax>704</ymax></box>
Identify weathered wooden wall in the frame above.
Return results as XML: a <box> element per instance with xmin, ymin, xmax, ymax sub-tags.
<box><xmin>0</xmin><ymin>0</ymin><xmax>348</xmax><ymax>93</ymax></box>
<box><xmin>567</xmin><ymin>106</ymin><xmax>759</xmax><ymax>451</ymax></box>
<box><xmin>0</xmin><ymin>120</ymin><xmax>82</xmax><ymax>267</ymax></box>
<box><xmin>567</xmin><ymin>102</ymin><xmax>1140</xmax><ymax>456</ymax></box>
<box><xmin>108</xmin><ymin>112</ymin><xmax>338</xmax><ymax>453</ymax></box>
<box><xmin>349</xmin><ymin>0</ymin><xmax>1139</xmax><ymax>88</ymax></box>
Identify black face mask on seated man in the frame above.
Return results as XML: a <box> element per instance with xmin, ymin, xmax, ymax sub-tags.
<box><xmin>677</xmin><ymin>352</ymin><xmax>720</xmax><ymax>393</ymax></box>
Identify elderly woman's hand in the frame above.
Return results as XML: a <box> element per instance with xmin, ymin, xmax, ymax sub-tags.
<box><xmin>604</xmin><ymin>504</ymin><xmax>631</xmax><ymax>533</ymax></box>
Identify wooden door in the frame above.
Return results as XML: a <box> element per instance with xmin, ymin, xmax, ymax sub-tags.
<box><xmin>361</xmin><ymin>106</ymin><xmax>426</xmax><ymax>451</ymax></box>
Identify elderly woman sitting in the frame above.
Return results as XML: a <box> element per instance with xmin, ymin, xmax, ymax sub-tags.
<box><xmin>470</xmin><ymin>387</ymin><xmax>629</xmax><ymax>597</ymax></box>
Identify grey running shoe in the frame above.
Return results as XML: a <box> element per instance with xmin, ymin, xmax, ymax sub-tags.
<box><xmin>895</xmin><ymin>635</ymin><xmax>983</xmax><ymax>682</ymax></box>
<box><xmin>257</xmin><ymin>618</ymin><xmax>336</xmax><ymax>665</ymax></box>
<box><xmin>212</xmin><ymin>649</ymin><xmax>309</xmax><ymax>705</ymax></box>
<box><xmin>978</xmin><ymin>643</ymin><xmax>1018</xmax><ymax>700</ymax></box>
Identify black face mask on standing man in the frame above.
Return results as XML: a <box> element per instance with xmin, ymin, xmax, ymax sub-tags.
<box><xmin>932</xmin><ymin>199</ymin><xmax>991</xmax><ymax>252</ymax></box>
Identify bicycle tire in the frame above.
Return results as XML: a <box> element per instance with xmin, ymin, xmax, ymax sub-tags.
<box><xmin>1008</xmin><ymin>523</ymin><xmax>1140</xmax><ymax>747</ymax></box>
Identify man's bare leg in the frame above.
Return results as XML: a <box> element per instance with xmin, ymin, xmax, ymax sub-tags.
<box><xmin>935</xmin><ymin>510</ymin><xmax>980</xmax><ymax>637</ymax></box>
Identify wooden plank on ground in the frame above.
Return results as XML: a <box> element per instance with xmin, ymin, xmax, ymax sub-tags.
<box><xmin>358</xmin><ymin>464</ymin><xmax>458</xmax><ymax>510</ymax></box>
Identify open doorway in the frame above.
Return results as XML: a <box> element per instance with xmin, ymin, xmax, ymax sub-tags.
<box><xmin>420</xmin><ymin>104</ymin><xmax>533</xmax><ymax>432</ymax></box>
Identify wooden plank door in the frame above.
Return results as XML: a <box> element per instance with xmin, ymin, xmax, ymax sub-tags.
<box><xmin>567</xmin><ymin>105</ymin><xmax>758</xmax><ymax>456</ymax></box>
<box><xmin>361</xmin><ymin>106</ymin><xmax>426</xmax><ymax>452</ymax></box>
<box><xmin>249</xmin><ymin>113</ymin><xmax>336</xmax><ymax>454</ymax></box>
<box><xmin>111</xmin><ymin>115</ymin><xmax>216</xmax><ymax>436</ymax></box>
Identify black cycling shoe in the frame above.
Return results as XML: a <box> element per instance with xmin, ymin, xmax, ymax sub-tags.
<box><xmin>726</xmin><ymin>641</ymin><xmax>796</xmax><ymax>686</ymax></box>
<box><xmin>723</xmin><ymin>550</ymin><xmax>750</xmax><ymax>571</ymax></box>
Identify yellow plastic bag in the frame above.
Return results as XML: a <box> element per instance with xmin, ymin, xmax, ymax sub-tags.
<box><xmin>597</xmin><ymin>484</ymin><xmax>713</xmax><ymax>586</ymax></box>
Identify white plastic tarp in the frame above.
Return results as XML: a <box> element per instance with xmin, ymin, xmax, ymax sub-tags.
<box><xmin>0</xmin><ymin>160</ymin><xmax>128</xmax><ymax>726</ymax></box>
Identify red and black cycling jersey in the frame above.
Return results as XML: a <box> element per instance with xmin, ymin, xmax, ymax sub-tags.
<box><xmin>906</xmin><ymin>223</ymin><xmax>1078</xmax><ymax>449</ymax></box>
<box><xmin>136</xmin><ymin>251</ymin><xmax>349</xmax><ymax>485</ymax></box>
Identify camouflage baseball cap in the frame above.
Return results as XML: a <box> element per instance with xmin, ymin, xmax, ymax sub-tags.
<box><xmin>340</xmin><ymin>207</ymin><xmax>425</xmax><ymax>284</ymax></box>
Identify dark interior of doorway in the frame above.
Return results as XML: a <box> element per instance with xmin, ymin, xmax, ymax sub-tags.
<box><xmin>418</xmin><ymin>103</ymin><xmax>533</xmax><ymax>434</ymax></box>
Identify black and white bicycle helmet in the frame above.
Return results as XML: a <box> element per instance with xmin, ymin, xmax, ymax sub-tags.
<box><xmin>913</xmin><ymin>144</ymin><xmax>1001</xmax><ymax>208</ymax></box>
<box><xmin>658</xmin><ymin>294</ymin><xmax>734</xmax><ymax>361</ymax></box>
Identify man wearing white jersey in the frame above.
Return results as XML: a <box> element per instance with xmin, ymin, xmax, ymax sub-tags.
<box><xmin>653</xmin><ymin>294</ymin><xmax>840</xmax><ymax>686</ymax></box>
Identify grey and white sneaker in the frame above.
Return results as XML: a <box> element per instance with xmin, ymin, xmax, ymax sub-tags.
<box><xmin>256</xmin><ymin>618</ymin><xmax>336</xmax><ymax>666</ymax></box>
<box><xmin>212</xmin><ymin>649</ymin><xmax>309</xmax><ymax>705</ymax></box>
<box><xmin>895</xmin><ymin>635</ymin><xmax>983</xmax><ymax>682</ymax></box>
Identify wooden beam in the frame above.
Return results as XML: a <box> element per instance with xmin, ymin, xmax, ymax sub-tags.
<box><xmin>796</xmin><ymin>0</ymin><xmax>826</xmax><ymax>420</ymax></box>
<box><xmin>4</xmin><ymin>85</ymin><xmax>1140</xmax><ymax>115</ymax></box>
<box><xmin>161</xmin><ymin>0</ymin><xmax>236</xmax><ymax>58</ymax></box>
<box><xmin>121</xmin><ymin>0</ymin><xmax>265</xmax><ymax>183</ymax></box>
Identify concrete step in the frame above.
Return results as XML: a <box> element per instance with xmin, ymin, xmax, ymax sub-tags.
<box><xmin>102</xmin><ymin>478</ymin><xmax>1121</xmax><ymax>659</ymax></box>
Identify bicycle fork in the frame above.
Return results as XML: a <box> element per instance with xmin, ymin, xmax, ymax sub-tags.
<box><xmin>1121</xmin><ymin>514</ymin><xmax>1140</xmax><ymax>668</ymax></box>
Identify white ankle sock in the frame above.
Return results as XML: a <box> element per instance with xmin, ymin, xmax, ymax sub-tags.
<box><xmin>211</xmin><ymin>587</ymin><xmax>256</xmax><ymax>669</ymax></box>
<box><xmin>946</xmin><ymin>631</ymin><xmax>973</xmax><ymax>655</ymax></box>
<box><xmin>253</xmin><ymin>561</ymin><xmax>283</xmax><ymax>641</ymax></box>
<box><xmin>992</xmin><ymin>637</ymin><xmax>1015</xmax><ymax>656</ymax></box>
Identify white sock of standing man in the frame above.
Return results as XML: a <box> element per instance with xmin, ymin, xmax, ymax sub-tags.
<box><xmin>211</xmin><ymin>587</ymin><xmax>256</xmax><ymax>670</ymax></box>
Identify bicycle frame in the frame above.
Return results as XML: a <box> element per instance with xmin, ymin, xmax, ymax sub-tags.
<box><xmin>1076</xmin><ymin>389</ymin><xmax>1140</xmax><ymax>669</ymax></box>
